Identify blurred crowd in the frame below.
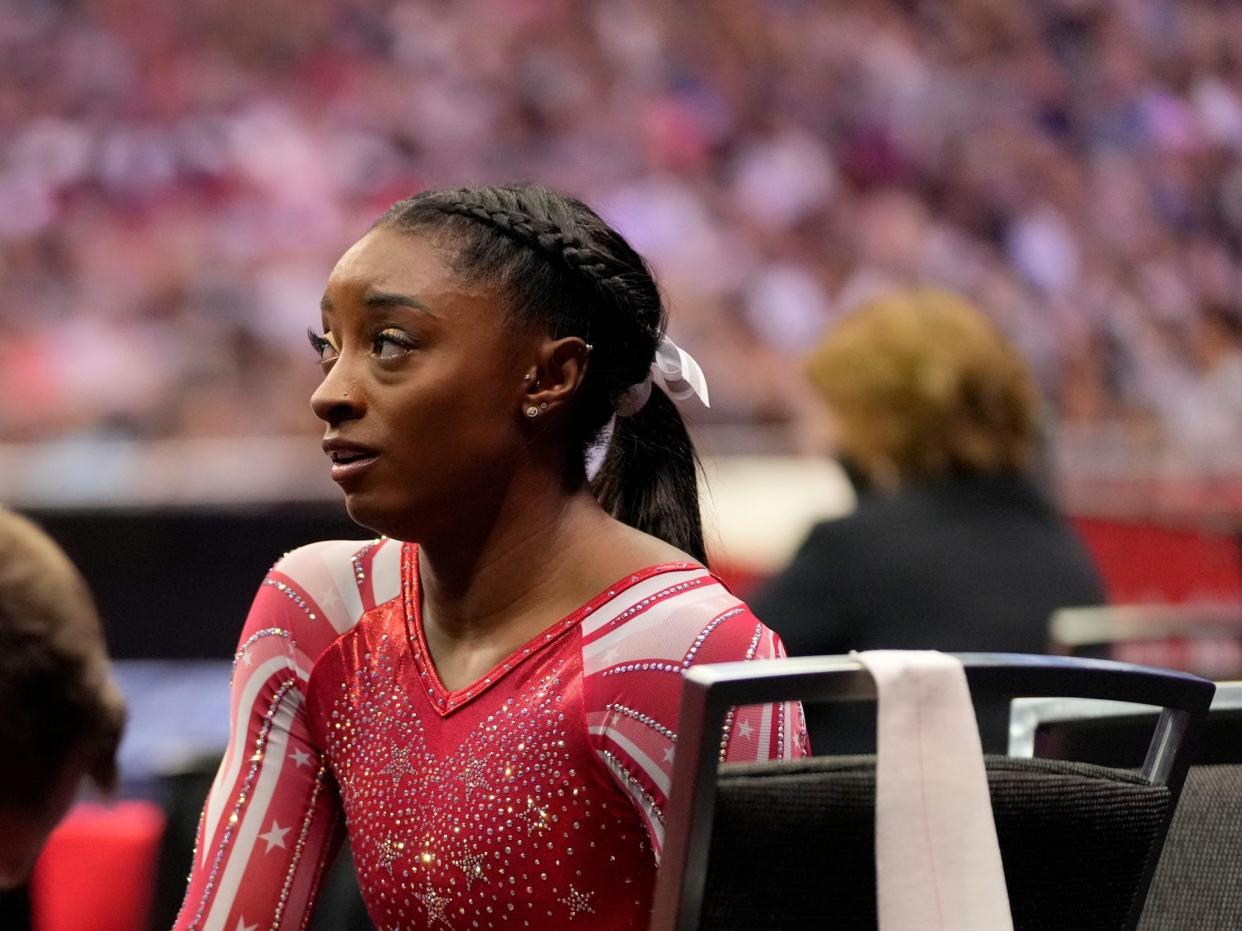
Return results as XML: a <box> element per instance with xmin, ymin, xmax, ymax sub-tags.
<box><xmin>2</xmin><ymin>0</ymin><xmax>1241</xmax><ymax>466</ymax></box>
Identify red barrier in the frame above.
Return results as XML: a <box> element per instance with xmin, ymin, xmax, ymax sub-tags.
<box><xmin>1070</xmin><ymin>516</ymin><xmax>1242</xmax><ymax>604</ymax></box>
<box><xmin>30</xmin><ymin>802</ymin><xmax>164</xmax><ymax>931</ymax></box>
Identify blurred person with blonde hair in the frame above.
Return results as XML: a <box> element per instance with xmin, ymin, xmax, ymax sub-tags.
<box><xmin>753</xmin><ymin>287</ymin><xmax>1105</xmax><ymax>752</ymax></box>
<box><xmin>0</xmin><ymin>508</ymin><xmax>126</xmax><ymax>889</ymax></box>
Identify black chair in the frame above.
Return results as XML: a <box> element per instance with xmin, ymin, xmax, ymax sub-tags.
<box><xmin>1009</xmin><ymin>683</ymin><xmax>1242</xmax><ymax>931</ymax></box>
<box><xmin>1137</xmin><ymin>763</ymin><xmax>1242</xmax><ymax>930</ymax></box>
<box><xmin>1050</xmin><ymin>603</ymin><xmax>1242</xmax><ymax>681</ymax></box>
<box><xmin>650</xmin><ymin>653</ymin><xmax>1214</xmax><ymax>931</ymax></box>
<box><xmin>1009</xmin><ymin>681</ymin><xmax>1242</xmax><ymax>766</ymax></box>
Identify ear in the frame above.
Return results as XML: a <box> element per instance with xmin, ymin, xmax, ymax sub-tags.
<box><xmin>521</xmin><ymin>336</ymin><xmax>591</xmax><ymax>416</ymax></box>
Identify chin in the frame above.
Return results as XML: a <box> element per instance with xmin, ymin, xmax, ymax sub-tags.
<box><xmin>342</xmin><ymin>492</ymin><xmax>422</xmax><ymax>543</ymax></box>
<box><xmin>343</xmin><ymin>495</ymin><xmax>396</xmax><ymax>538</ymax></box>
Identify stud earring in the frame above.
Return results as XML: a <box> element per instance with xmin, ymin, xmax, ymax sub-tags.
<box><xmin>539</xmin><ymin>402</ymin><xmax>548</xmax><ymax>411</ymax></box>
<box><xmin>525</xmin><ymin>406</ymin><xmax>539</xmax><ymax>418</ymax></box>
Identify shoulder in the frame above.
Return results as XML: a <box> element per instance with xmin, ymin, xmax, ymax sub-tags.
<box><xmin>580</xmin><ymin>565</ymin><xmax>772</xmax><ymax>680</ymax></box>
<box><xmin>265</xmin><ymin>537</ymin><xmax>404</xmax><ymax>635</ymax></box>
<box><xmin>233</xmin><ymin>538</ymin><xmax>405</xmax><ymax>689</ymax></box>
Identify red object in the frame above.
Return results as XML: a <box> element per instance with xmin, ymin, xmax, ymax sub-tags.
<box><xmin>30</xmin><ymin>801</ymin><xmax>164</xmax><ymax>931</ymax></box>
<box><xmin>710</xmin><ymin>559</ymin><xmax>769</xmax><ymax>601</ymax></box>
<box><xmin>1070</xmin><ymin>516</ymin><xmax>1242</xmax><ymax>604</ymax></box>
<box><xmin>176</xmin><ymin>539</ymin><xmax>804</xmax><ymax>930</ymax></box>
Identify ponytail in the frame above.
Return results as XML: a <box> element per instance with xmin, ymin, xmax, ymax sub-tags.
<box><xmin>591</xmin><ymin>386</ymin><xmax>707</xmax><ymax>564</ymax></box>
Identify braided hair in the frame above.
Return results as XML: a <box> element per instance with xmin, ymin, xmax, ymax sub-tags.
<box><xmin>376</xmin><ymin>183</ymin><xmax>707</xmax><ymax>563</ymax></box>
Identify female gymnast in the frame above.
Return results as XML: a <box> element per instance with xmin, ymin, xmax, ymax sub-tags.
<box><xmin>175</xmin><ymin>183</ymin><xmax>806</xmax><ymax>931</ymax></box>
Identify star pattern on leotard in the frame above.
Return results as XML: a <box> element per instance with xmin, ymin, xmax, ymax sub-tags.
<box><xmin>517</xmin><ymin>795</ymin><xmax>551</xmax><ymax>834</ymax></box>
<box><xmin>415</xmin><ymin>883</ymin><xmax>453</xmax><ymax>929</ymax></box>
<box><xmin>316</xmin><ymin>587</ymin><xmax>343</xmax><ymax>612</ymax></box>
<box><xmin>382</xmin><ymin>744</ymin><xmax>418</xmax><ymax>787</ymax></box>
<box><xmin>559</xmin><ymin>884</ymin><xmax>596</xmax><ymax>919</ymax></box>
<box><xmin>258</xmin><ymin>820</ymin><xmax>290</xmax><ymax>853</ymax></box>
<box><xmin>375</xmin><ymin>835</ymin><xmax>405</xmax><ymax>875</ymax></box>
<box><xmin>451</xmin><ymin>851</ymin><xmax>490</xmax><ymax>891</ymax></box>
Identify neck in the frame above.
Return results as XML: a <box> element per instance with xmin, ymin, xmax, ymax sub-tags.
<box><xmin>416</xmin><ymin>472</ymin><xmax>612</xmax><ymax>643</ymax></box>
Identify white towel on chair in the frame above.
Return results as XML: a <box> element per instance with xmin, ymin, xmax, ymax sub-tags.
<box><xmin>857</xmin><ymin>650</ymin><xmax>1014</xmax><ymax>931</ymax></box>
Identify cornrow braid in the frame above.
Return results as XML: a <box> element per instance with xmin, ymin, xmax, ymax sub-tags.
<box><xmin>374</xmin><ymin>183</ymin><xmax>707</xmax><ymax>564</ymax></box>
<box><xmin>434</xmin><ymin>196</ymin><xmax>627</xmax><ymax>288</ymax></box>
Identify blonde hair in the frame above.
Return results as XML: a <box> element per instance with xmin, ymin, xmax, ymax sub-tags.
<box><xmin>807</xmin><ymin>288</ymin><xmax>1039</xmax><ymax>489</ymax></box>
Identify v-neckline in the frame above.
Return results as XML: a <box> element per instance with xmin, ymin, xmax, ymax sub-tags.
<box><xmin>400</xmin><ymin>543</ymin><xmax>700</xmax><ymax>716</ymax></box>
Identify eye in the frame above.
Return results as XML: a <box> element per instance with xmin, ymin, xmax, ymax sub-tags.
<box><xmin>371</xmin><ymin>329</ymin><xmax>418</xmax><ymax>360</ymax></box>
<box><xmin>307</xmin><ymin>328</ymin><xmax>339</xmax><ymax>363</ymax></box>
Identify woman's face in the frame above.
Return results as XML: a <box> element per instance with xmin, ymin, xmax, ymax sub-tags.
<box><xmin>311</xmin><ymin>227</ymin><xmax>538</xmax><ymax>541</ymax></box>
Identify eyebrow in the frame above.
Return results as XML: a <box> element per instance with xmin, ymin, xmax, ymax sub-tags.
<box><xmin>319</xmin><ymin>291</ymin><xmax>434</xmax><ymax>314</ymax></box>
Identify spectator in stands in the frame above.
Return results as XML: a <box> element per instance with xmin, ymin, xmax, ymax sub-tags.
<box><xmin>752</xmin><ymin>288</ymin><xmax>1106</xmax><ymax>752</ymax></box>
<box><xmin>3</xmin><ymin>0</ymin><xmax>1242</xmax><ymax>471</ymax></box>
<box><xmin>0</xmin><ymin>508</ymin><xmax>125</xmax><ymax>888</ymax></box>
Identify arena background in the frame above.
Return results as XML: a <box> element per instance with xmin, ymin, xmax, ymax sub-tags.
<box><xmin>2</xmin><ymin>0</ymin><xmax>1241</xmax><ymax>925</ymax></box>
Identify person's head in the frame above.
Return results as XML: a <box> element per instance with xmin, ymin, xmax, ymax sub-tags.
<box><xmin>310</xmin><ymin>183</ymin><xmax>706</xmax><ymax>561</ymax></box>
<box><xmin>0</xmin><ymin>509</ymin><xmax>125</xmax><ymax>888</ymax></box>
<box><xmin>805</xmin><ymin>287</ymin><xmax>1039</xmax><ymax>492</ymax></box>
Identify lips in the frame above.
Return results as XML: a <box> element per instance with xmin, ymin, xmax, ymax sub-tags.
<box><xmin>323</xmin><ymin>438</ymin><xmax>380</xmax><ymax>483</ymax></box>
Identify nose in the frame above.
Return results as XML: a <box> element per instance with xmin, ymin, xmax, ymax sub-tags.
<box><xmin>310</xmin><ymin>355</ymin><xmax>366</xmax><ymax>427</ymax></box>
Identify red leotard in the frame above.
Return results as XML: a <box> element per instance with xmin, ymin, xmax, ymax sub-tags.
<box><xmin>175</xmin><ymin>538</ymin><xmax>807</xmax><ymax>931</ymax></box>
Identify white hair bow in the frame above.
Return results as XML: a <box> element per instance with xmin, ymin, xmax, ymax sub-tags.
<box><xmin>615</xmin><ymin>335</ymin><xmax>711</xmax><ymax>416</ymax></box>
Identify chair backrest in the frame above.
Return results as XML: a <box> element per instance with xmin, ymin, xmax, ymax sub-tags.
<box><xmin>1137</xmin><ymin>763</ymin><xmax>1242</xmax><ymax>931</ymax></box>
<box><xmin>1009</xmin><ymin>683</ymin><xmax>1242</xmax><ymax>930</ymax></box>
<box><xmin>650</xmin><ymin>653</ymin><xmax>1214</xmax><ymax>931</ymax></box>
<box><xmin>1009</xmin><ymin>681</ymin><xmax>1242</xmax><ymax>765</ymax></box>
<box><xmin>1050</xmin><ymin>604</ymin><xmax>1242</xmax><ymax>680</ymax></box>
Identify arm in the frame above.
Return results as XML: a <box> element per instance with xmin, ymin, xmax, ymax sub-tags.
<box><xmin>583</xmin><ymin>581</ymin><xmax>808</xmax><ymax>862</ymax></box>
<box><xmin>714</xmin><ymin>617</ymin><xmax>811</xmax><ymax>765</ymax></box>
<box><xmin>174</xmin><ymin>542</ymin><xmax>375</xmax><ymax>931</ymax></box>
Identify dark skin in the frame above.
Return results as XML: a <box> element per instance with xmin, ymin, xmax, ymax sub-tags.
<box><xmin>311</xmin><ymin>227</ymin><xmax>693</xmax><ymax>691</ymax></box>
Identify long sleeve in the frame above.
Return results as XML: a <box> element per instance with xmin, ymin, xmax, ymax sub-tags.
<box><xmin>174</xmin><ymin>539</ymin><xmax>395</xmax><ymax>931</ymax></box>
<box><xmin>581</xmin><ymin>568</ymin><xmax>808</xmax><ymax>861</ymax></box>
